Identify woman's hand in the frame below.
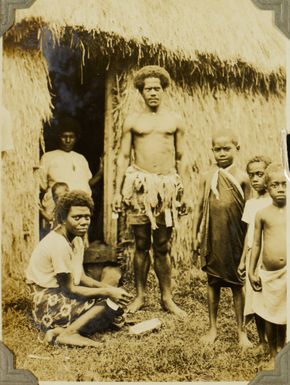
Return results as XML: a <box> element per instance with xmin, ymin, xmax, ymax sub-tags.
<box><xmin>107</xmin><ymin>287</ymin><xmax>133</xmax><ymax>307</ymax></box>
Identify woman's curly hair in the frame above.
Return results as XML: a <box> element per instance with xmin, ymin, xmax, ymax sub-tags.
<box><xmin>55</xmin><ymin>190</ymin><xmax>94</xmax><ymax>224</ymax></box>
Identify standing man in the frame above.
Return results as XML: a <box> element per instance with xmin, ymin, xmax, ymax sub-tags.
<box><xmin>113</xmin><ymin>66</ymin><xmax>188</xmax><ymax>317</ymax></box>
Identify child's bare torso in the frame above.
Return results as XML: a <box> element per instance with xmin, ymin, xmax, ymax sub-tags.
<box><xmin>261</xmin><ymin>205</ymin><xmax>286</xmax><ymax>271</ymax></box>
<box><xmin>131</xmin><ymin>111</ymin><xmax>177</xmax><ymax>174</ymax></box>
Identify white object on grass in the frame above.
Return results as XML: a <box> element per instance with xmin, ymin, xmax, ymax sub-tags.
<box><xmin>128</xmin><ymin>318</ymin><xmax>162</xmax><ymax>335</ymax></box>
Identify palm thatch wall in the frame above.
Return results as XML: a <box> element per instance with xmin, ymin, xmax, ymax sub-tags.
<box><xmin>2</xmin><ymin>49</ymin><xmax>52</xmax><ymax>279</ymax></box>
<box><xmin>2</xmin><ymin>0</ymin><xmax>286</xmax><ymax>279</ymax></box>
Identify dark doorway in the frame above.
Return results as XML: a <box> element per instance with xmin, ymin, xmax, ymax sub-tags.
<box><xmin>42</xmin><ymin>36</ymin><xmax>106</xmax><ymax>242</ymax></box>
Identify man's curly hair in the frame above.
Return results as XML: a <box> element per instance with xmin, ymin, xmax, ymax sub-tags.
<box><xmin>246</xmin><ymin>155</ymin><xmax>272</xmax><ymax>173</ymax></box>
<box><xmin>133</xmin><ymin>65</ymin><xmax>171</xmax><ymax>92</ymax></box>
<box><xmin>55</xmin><ymin>190</ymin><xmax>94</xmax><ymax>224</ymax></box>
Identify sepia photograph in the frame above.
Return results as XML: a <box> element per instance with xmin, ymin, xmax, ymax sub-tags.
<box><xmin>0</xmin><ymin>0</ymin><xmax>288</xmax><ymax>383</ymax></box>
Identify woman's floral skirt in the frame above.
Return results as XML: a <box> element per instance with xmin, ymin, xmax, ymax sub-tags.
<box><xmin>27</xmin><ymin>283</ymin><xmax>96</xmax><ymax>331</ymax></box>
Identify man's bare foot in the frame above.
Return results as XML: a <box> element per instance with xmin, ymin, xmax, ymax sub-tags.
<box><xmin>161</xmin><ymin>298</ymin><xmax>187</xmax><ymax>318</ymax></box>
<box><xmin>238</xmin><ymin>331</ymin><xmax>253</xmax><ymax>350</ymax></box>
<box><xmin>126</xmin><ymin>296</ymin><xmax>145</xmax><ymax>314</ymax></box>
<box><xmin>252</xmin><ymin>342</ymin><xmax>267</xmax><ymax>355</ymax></box>
<box><xmin>200</xmin><ymin>328</ymin><xmax>217</xmax><ymax>345</ymax></box>
<box><xmin>44</xmin><ymin>327</ymin><xmax>64</xmax><ymax>344</ymax></box>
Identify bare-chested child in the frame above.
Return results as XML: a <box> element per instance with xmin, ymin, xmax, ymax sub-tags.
<box><xmin>193</xmin><ymin>129</ymin><xmax>252</xmax><ymax>349</ymax></box>
<box><xmin>249</xmin><ymin>163</ymin><xmax>287</xmax><ymax>369</ymax></box>
<box><xmin>112</xmin><ymin>65</ymin><xmax>188</xmax><ymax>317</ymax></box>
<box><xmin>238</xmin><ymin>156</ymin><xmax>272</xmax><ymax>352</ymax></box>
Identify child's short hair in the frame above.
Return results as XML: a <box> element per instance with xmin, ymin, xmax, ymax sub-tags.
<box><xmin>51</xmin><ymin>182</ymin><xmax>69</xmax><ymax>202</ymax></box>
<box><xmin>211</xmin><ymin>129</ymin><xmax>239</xmax><ymax>147</ymax></box>
<box><xmin>133</xmin><ymin>65</ymin><xmax>171</xmax><ymax>92</ymax></box>
<box><xmin>265</xmin><ymin>163</ymin><xmax>285</xmax><ymax>185</ymax></box>
<box><xmin>246</xmin><ymin>155</ymin><xmax>272</xmax><ymax>173</ymax></box>
<box><xmin>55</xmin><ymin>190</ymin><xmax>94</xmax><ymax>224</ymax></box>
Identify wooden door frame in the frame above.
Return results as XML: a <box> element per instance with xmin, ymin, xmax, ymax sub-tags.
<box><xmin>103</xmin><ymin>69</ymin><xmax>118</xmax><ymax>246</ymax></box>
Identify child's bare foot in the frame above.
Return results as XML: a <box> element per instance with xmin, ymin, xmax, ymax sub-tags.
<box><xmin>259</xmin><ymin>357</ymin><xmax>275</xmax><ymax>371</ymax></box>
<box><xmin>127</xmin><ymin>296</ymin><xmax>145</xmax><ymax>314</ymax></box>
<box><xmin>238</xmin><ymin>331</ymin><xmax>253</xmax><ymax>350</ymax></box>
<box><xmin>200</xmin><ymin>328</ymin><xmax>217</xmax><ymax>345</ymax></box>
<box><xmin>161</xmin><ymin>298</ymin><xmax>187</xmax><ymax>318</ymax></box>
<box><xmin>44</xmin><ymin>327</ymin><xmax>64</xmax><ymax>344</ymax></box>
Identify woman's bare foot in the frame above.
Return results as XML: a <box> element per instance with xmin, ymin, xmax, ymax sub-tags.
<box><xmin>200</xmin><ymin>328</ymin><xmax>217</xmax><ymax>345</ymax></box>
<box><xmin>126</xmin><ymin>296</ymin><xmax>145</xmax><ymax>314</ymax></box>
<box><xmin>56</xmin><ymin>331</ymin><xmax>103</xmax><ymax>348</ymax></box>
<box><xmin>238</xmin><ymin>331</ymin><xmax>253</xmax><ymax>350</ymax></box>
<box><xmin>44</xmin><ymin>327</ymin><xmax>64</xmax><ymax>344</ymax></box>
<box><xmin>161</xmin><ymin>298</ymin><xmax>187</xmax><ymax>318</ymax></box>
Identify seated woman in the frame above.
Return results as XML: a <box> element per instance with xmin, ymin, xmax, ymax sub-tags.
<box><xmin>26</xmin><ymin>190</ymin><xmax>132</xmax><ymax>347</ymax></box>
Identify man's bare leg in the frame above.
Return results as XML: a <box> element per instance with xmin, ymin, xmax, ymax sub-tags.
<box><xmin>201</xmin><ymin>283</ymin><xmax>220</xmax><ymax>344</ymax></box>
<box><xmin>231</xmin><ymin>285</ymin><xmax>253</xmax><ymax>350</ymax></box>
<box><xmin>55</xmin><ymin>304</ymin><xmax>110</xmax><ymax>347</ymax></box>
<box><xmin>153</xmin><ymin>225</ymin><xmax>186</xmax><ymax>318</ymax></box>
<box><xmin>127</xmin><ymin>224</ymin><xmax>151</xmax><ymax>313</ymax></box>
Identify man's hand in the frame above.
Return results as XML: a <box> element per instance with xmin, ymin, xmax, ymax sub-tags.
<box><xmin>193</xmin><ymin>238</ymin><xmax>200</xmax><ymax>254</ymax></box>
<box><xmin>178</xmin><ymin>199</ymin><xmax>192</xmax><ymax>217</ymax></box>
<box><xmin>107</xmin><ymin>287</ymin><xmax>133</xmax><ymax>307</ymax></box>
<box><xmin>249</xmin><ymin>273</ymin><xmax>262</xmax><ymax>292</ymax></box>
<box><xmin>192</xmin><ymin>238</ymin><xmax>200</xmax><ymax>263</ymax></box>
<box><xmin>237</xmin><ymin>261</ymin><xmax>246</xmax><ymax>281</ymax></box>
<box><xmin>112</xmin><ymin>193</ymin><xmax>122</xmax><ymax>213</ymax></box>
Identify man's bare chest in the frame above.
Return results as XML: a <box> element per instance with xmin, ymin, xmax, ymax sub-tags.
<box><xmin>133</xmin><ymin>115</ymin><xmax>176</xmax><ymax>136</ymax></box>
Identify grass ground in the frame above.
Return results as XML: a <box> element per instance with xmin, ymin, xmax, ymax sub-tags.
<box><xmin>2</xmin><ymin>268</ymin><xmax>271</xmax><ymax>382</ymax></box>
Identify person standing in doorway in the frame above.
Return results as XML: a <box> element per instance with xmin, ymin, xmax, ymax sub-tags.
<box><xmin>39</xmin><ymin>116</ymin><xmax>103</xmax><ymax>234</ymax></box>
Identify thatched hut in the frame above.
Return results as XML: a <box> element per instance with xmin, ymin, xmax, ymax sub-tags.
<box><xmin>2</xmin><ymin>0</ymin><xmax>286</xmax><ymax>280</ymax></box>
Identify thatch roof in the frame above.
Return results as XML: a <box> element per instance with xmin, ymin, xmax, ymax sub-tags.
<box><xmin>9</xmin><ymin>0</ymin><xmax>285</xmax><ymax>69</ymax></box>
<box><xmin>5</xmin><ymin>0</ymin><xmax>286</xmax><ymax>94</ymax></box>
